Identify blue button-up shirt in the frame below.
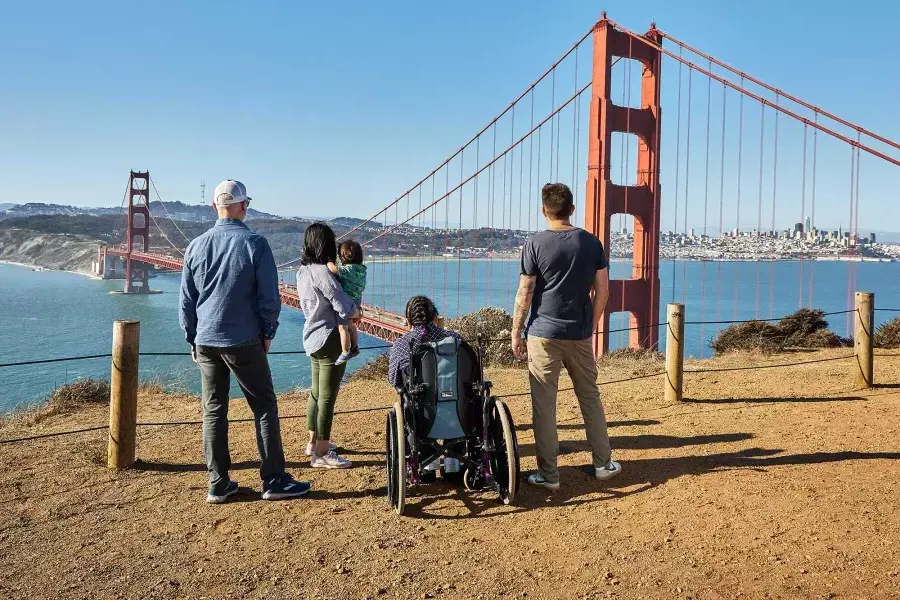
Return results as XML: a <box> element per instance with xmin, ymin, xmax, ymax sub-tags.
<box><xmin>179</xmin><ymin>218</ymin><xmax>280</xmax><ymax>347</ymax></box>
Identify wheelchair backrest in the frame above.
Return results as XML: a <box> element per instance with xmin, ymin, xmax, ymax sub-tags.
<box><xmin>408</xmin><ymin>336</ymin><xmax>481</xmax><ymax>440</ymax></box>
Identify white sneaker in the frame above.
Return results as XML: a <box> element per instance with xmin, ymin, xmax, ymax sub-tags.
<box><xmin>305</xmin><ymin>441</ymin><xmax>338</xmax><ymax>457</ymax></box>
<box><xmin>595</xmin><ymin>460</ymin><xmax>622</xmax><ymax>481</ymax></box>
<box><xmin>526</xmin><ymin>473</ymin><xmax>560</xmax><ymax>491</ymax></box>
<box><xmin>311</xmin><ymin>450</ymin><xmax>352</xmax><ymax>469</ymax></box>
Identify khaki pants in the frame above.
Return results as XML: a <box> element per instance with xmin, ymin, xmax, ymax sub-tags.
<box><xmin>527</xmin><ymin>336</ymin><xmax>612</xmax><ymax>484</ymax></box>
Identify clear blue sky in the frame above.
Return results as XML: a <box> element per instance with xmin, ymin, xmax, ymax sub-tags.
<box><xmin>1</xmin><ymin>0</ymin><xmax>897</xmax><ymax>233</ymax></box>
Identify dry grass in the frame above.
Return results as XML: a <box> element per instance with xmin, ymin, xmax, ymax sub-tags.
<box><xmin>1</xmin><ymin>378</ymin><xmax>109</xmax><ymax>427</ymax></box>
<box><xmin>447</xmin><ymin>306</ymin><xmax>524</xmax><ymax>368</ymax></box>
<box><xmin>874</xmin><ymin>317</ymin><xmax>900</xmax><ymax>348</ymax></box>
<box><xmin>711</xmin><ymin>308</ymin><xmax>850</xmax><ymax>355</ymax></box>
<box><xmin>351</xmin><ymin>352</ymin><xmax>390</xmax><ymax>381</ymax></box>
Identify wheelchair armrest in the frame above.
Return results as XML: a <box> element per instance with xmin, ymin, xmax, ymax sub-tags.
<box><xmin>483</xmin><ymin>379</ymin><xmax>492</xmax><ymax>391</ymax></box>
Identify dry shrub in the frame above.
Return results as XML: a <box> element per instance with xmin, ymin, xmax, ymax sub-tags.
<box><xmin>711</xmin><ymin>321</ymin><xmax>784</xmax><ymax>355</ymax></box>
<box><xmin>6</xmin><ymin>378</ymin><xmax>109</xmax><ymax>426</ymax></box>
<box><xmin>447</xmin><ymin>307</ymin><xmax>524</xmax><ymax>368</ymax></box>
<box><xmin>599</xmin><ymin>347</ymin><xmax>664</xmax><ymax>376</ymax></box>
<box><xmin>352</xmin><ymin>352</ymin><xmax>390</xmax><ymax>381</ymax></box>
<box><xmin>875</xmin><ymin>317</ymin><xmax>900</xmax><ymax>348</ymax></box>
<box><xmin>711</xmin><ymin>308</ymin><xmax>848</xmax><ymax>355</ymax></box>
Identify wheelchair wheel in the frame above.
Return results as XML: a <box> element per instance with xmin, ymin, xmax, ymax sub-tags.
<box><xmin>385</xmin><ymin>403</ymin><xmax>406</xmax><ymax>515</ymax></box>
<box><xmin>489</xmin><ymin>399</ymin><xmax>519</xmax><ymax>505</ymax></box>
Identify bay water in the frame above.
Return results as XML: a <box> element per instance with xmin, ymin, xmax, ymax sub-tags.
<box><xmin>1</xmin><ymin>259</ymin><xmax>897</xmax><ymax>413</ymax></box>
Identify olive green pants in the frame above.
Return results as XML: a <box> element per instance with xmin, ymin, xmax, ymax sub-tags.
<box><xmin>306</xmin><ymin>329</ymin><xmax>347</xmax><ymax>441</ymax></box>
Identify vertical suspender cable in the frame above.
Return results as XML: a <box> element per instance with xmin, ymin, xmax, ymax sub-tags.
<box><xmin>799</xmin><ymin>124</ymin><xmax>808</xmax><ymax>308</ymax></box>
<box><xmin>473</xmin><ymin>137</ymin><xmax>480</xmax><ymax>314</ymax></box>
<box><xmin>457</xmin><ymin>153</ymin><xmax>464</xmax><ymax>316</ymax></box>
<box><xmin>734</xmin><ymin>78</ymin><xmax>744</xmax><ymax>321</ymax></box>
<box><xmin>528</xmin><ymin>91</ymin><xmax>535</xmax><ymax>234</ymax></box>
<box><xmin>550</xmin><ymin>68</ymin><xmax>556</xmax><ymax>181</ymax></box>
<box><xmin>716</xmin><ymin>82</ymin><xmax>727</xmax><ymax>330</ymax></box>
<box><xmin>850</xmin><ymin>133</ymin><xmax>862</xmax><ymax>332</ymax></box>
<box><xmin>809</xmin><ymin>115</ymin><xmax>818</xmax><ymax>308</ymax></box>
<box><xmin>755</xmin><ymin>101</ymin><xmax>765</xmax><ymax>319</ymax></box>
<box><xmin>492</xmin><ymin>120</ymin><xmax>500</xmax><ymax>302</ymax></box>
<box><xmin>682</xmin><ymin>67</ymin><xmax>693</xmax><ymax>306</ymax></box>
<box><xmin>528</xmin><ymin>88</ymin><xmax>537</xmax><ymax>232</ymax></box>
<box><xmin>769</xmin><ymin>96</ymin><xmax>779</xmax><ymax>320</ymax></box>
<box><xmin>846</xmin><ymin>147</ymin><xmax>856</xmax><ymax>336</ymax></box>
<box><xmin>700</xmin><ymin>61</ymin><xmax>712</xmax><ymax>352</ymax></box>
<box><xmin>444</xmin><ymin>166</ymin><xmax>450</xmax><ymax>310</ymax></box>
<box><xmin>572</xmin><ymin>44</ymin><xmax>580</xmax><ymax>220</ymax></box>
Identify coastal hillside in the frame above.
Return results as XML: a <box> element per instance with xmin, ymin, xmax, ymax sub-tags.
<box><xmin>2</xmin><ymin>349</ymin><xmax>899</xmax><ymax>599</ymax></box>
<box><xmin>0</xmin><ymin>228</ymin><xmax>101</xmax><ymax>273</ymax></box>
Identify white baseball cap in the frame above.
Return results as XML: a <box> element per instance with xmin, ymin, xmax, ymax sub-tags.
<box><xmin>213</xmin><ymin>180</ymin><xmax>252</xmax><ymax>207</ymax></box>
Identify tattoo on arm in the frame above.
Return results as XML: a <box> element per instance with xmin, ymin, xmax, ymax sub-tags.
<box><xmin>512</xmin><ymin>275</ymin><xmax>537</xmax><ymax>335</ymax></box>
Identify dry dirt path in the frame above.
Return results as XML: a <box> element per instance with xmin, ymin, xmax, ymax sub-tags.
<box><xmin>1</xmin><ymin>350</ymin><xmax>899</xmax><ymax>600</ymax></box>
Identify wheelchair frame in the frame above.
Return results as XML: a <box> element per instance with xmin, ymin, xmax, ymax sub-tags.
<box><xmin>385</xmin><ymin>335</ymin><xmax>520</xmax><ymax>515</ymax></box>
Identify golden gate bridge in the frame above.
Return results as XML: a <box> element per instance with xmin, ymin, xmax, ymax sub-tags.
<box><xmin>95</xmin><ymin>14</ymin><xmax>900</xmax><ymax>350</ymax></box>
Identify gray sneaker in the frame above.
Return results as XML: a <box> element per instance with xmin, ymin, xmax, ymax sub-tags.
<box><xmin>526</xmin><ymin>473</ymin><xmax>560</xmax><ymax>491</ymax></box>
<box><xmin>305</xmin><ymin>441</ymin><xmax>337</xmax><ymax>457</ymax></box>
<box><xmin>595</xmin><ymin>460</ymin><xmax>622</xmax><ymax>481</ymax></box>
<box><xmin>311</xmin><ymin>450</ymin><xmax>352</xmax><ymax>469</ymax></box>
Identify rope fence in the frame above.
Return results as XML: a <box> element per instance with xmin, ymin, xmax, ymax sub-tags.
<box><xmin>1</xmin><ymin>295</ymin><xmax>896</xmax><ymax>449</ymax></box>
<box><xmin>0</xmin><ymin>305</ymin><xmax>888</xmax><ymax>369</ymax></box>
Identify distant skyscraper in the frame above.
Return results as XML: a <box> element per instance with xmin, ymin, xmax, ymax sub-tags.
<box><xmin>794</xmin><ymin>222</ymin><xmax>803</xmax><ymax>234</ymax></box>
<box><xmin>804</xmin><ymin>216</ymin><xmax>811</xmax><ymax>232</ymax></box>
<box><xmin>871</xmin><ymin>233</ymin><xmax>876</xmax><ymax>244</ymax></box>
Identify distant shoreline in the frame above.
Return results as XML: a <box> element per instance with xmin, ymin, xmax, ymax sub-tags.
<box><xmin>0</xmin><ymin>260</ymin><xmax>101</xmax><ymax>280</ymax></box>
<box><xmin>279</xmin><ymin>256</ymin><xmax>896</xmax><ymax>267</ymax></box>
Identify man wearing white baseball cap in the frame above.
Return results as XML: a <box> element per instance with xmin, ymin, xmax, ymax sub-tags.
<box><xmin>179</xmin><ymin>179</ymin><xmax>310</xmax><ymax>503</ymax></box>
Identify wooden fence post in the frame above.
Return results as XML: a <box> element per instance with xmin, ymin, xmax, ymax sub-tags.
<box><xmin>108</xmin><ymin>320</ymin><xmax>140</xmax><ymax>468</ymax></box>
<box><xmin>665</xmin><ymin>303</ymin><xmax>685</xmax><ymax>403</ymax></box>
<box><xmin>854</xmin><ymin>292</ymin><xmax>874</xmax><ymax>388</ymax></box>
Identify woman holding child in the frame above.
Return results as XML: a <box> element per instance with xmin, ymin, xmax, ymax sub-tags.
<box><xmin>296</xmin><ymin>222</ymin><xmax>365</xmax><ymax>469</ymax></box>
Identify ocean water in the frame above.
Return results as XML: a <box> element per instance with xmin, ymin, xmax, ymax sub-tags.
<box><xmin>1</xmin><ymin>260</ymin><xmax>898</xmax><ymax>412</ymax></box>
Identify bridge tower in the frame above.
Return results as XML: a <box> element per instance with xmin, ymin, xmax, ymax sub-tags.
<box><xmin>584</xmin><ymin>15</ymin><xmax>662</xmax><ymax>354</ymax></box>
<box><xmin>124</xmin><ymin>171</ymin><xmax>151</xmax><ymax>293</ymax></box>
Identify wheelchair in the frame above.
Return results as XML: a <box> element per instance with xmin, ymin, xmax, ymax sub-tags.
<box><xmin>385</xmin><ymin>335</ymin><xmax>520</xmax><ymax>515</ymax></box>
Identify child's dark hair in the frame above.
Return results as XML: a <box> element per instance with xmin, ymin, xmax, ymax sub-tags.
<box><xmin>339</xmin><ymin>240</ymin><xmax>363</xmax><ymax>265</ymax></box>
<box><xmin>405</xmin><ymin>295</ymin><xmax>439</xmax><ymax>331</ymax></box>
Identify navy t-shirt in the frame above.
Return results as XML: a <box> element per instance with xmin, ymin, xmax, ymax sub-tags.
<box><xmin>520</xmin><ymin>227</ymin><xmax>607</xmax><ymax>340</ymax></box>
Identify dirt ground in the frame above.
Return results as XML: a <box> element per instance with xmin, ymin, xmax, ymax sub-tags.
<box><xmin>1</xmin><ymin>349</ymin><xmax>899</xmax><ymax>600</ymax></box>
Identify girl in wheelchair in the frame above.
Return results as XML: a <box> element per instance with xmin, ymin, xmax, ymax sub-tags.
<box><xmin>384</xmin><ymin>296</ymin><xmax>520</xmax><ymax>515</ymax></box>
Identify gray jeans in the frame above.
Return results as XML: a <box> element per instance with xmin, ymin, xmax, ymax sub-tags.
<box><xmin>196</xmin><ymin>338</ymin><xmax>286</xmax><ymax>494</ymax></box>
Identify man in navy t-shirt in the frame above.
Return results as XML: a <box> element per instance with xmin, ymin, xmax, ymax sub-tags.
<box><xmin>511</xmin><ymin>183</ymin><xmax>622</xmax><ymax>490</ymax></box>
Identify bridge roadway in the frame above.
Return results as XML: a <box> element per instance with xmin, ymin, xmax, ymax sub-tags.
<box><xmin>104</xmin><ymin>248</ymin><xmax>409</xmax><ymax>342</ymax></box>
